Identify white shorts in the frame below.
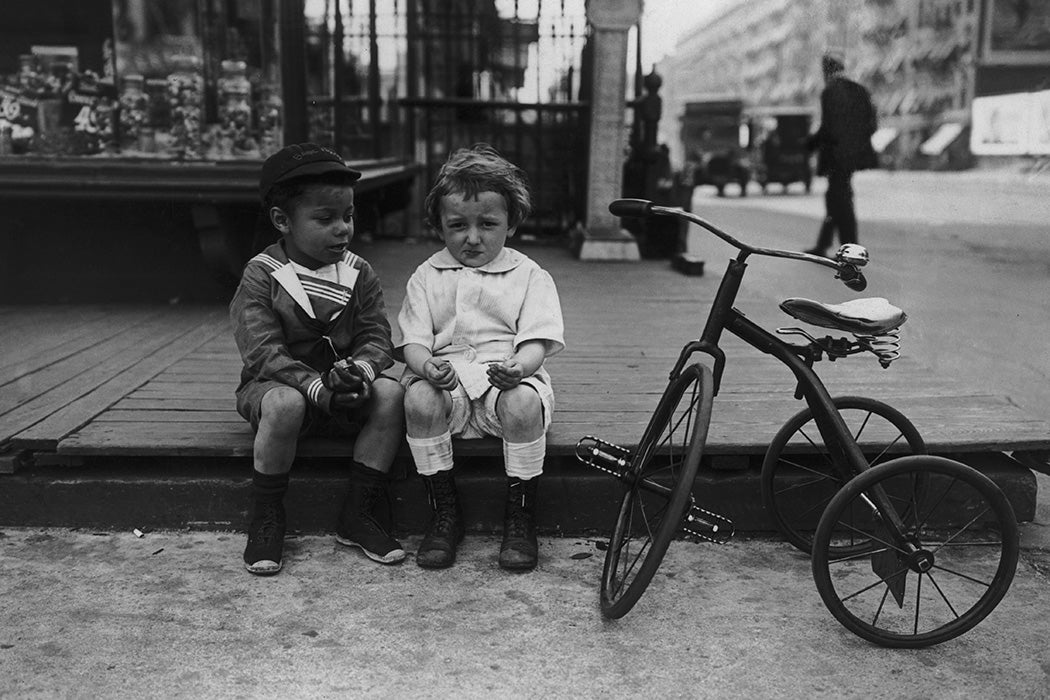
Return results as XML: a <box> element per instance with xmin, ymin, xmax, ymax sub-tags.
<box><xmin>444</xmin><ymin>375</ymin><xmax>554</xmax><ymax>440</ymax></box>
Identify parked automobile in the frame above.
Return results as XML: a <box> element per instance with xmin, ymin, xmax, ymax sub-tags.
<box><xmin>747</xmin><ymin>107</ymin><xmax>814</xmax><ymax>194</ymax></box>
<box><xmin>679</xmin><ymin>96</ymin><xmax>751</xmax><ymax>197</ymax></box>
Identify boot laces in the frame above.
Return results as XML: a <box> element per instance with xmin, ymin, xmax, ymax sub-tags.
<box><xmin>506</xmin><ymin>506</ymin><xmax>532</xmax><ymax>539</ymax></box>
<box><xmin>505</xmin><ymin>483</ymin><xmax>532</xmax><ymax>538</ymax></box>
<box><xmin>360</xmin><ymin>481</ymin><xmax>383</xmax><ymax>513</ymax></box>
<box><xmin>427</xmin><ymin>477</ymin><xmax>459</xmax><ymax>535</ymax></box>
<box><xmin>254</xmin><ymin>502</ymin><xmax>283</xmax><ymax>544</ymax></box>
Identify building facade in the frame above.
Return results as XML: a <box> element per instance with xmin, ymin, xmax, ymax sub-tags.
<box><xmin>656</xmin><ymin>0</ymin><xmax>1050</xmax><ymax>171</ymax></box>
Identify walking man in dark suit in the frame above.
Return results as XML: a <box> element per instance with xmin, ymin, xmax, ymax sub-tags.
<box><xmin>806</xmin><ymin>51</ymin><xmax>878</xmax><ymax>256</ymax></box>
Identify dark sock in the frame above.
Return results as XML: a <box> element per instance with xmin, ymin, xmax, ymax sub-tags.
<box><xmin>252</xmin><ymin>470</ymin><xmax>289</xmax><ymax>504</ymax></box>
<box><xmin>352</xmin><ymin>460</ymin><xmax>387</xmax><ymax>479</ymax></box>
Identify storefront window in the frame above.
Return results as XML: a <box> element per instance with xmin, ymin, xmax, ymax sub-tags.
<box><xmin>0</xmin><ymin>0</ymin><xmax>282</xmax><ymax>160</ymax></box>
<box><xmin>303</xmin><ymin>0</ymin><xmax>408</xmax><ymax>159</ymax></box>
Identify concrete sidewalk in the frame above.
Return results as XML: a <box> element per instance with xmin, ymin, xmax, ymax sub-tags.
<box><xmin>2</xmin><ymin>526</ymin><xmax>1049</xmax><ymax>698</ymax></box>
<box><xmin>706</xmin><ymin>168</ymin><xmax>1050</xmax><ymax>230</ymax></box>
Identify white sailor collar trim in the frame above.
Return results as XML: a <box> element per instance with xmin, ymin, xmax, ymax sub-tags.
<box><xmin>250</xmin><ymin>246</ymin><xmax>361</xmax><ymax>319</ymax></box>
<box><xmin>426</xmin><ymin>247</ymin><xmax>524</xmax><ymax>273</ymax></box>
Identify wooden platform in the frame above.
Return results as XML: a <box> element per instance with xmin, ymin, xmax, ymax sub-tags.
<box><xmin>2</xmin><ymin>241</ymin><xmax>1049</xmax><ymax>469</ymax></box>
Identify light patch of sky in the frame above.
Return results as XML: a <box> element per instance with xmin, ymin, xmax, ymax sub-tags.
<box><xmin>639</xmin><ymin>0</ymin><xmax>740</xmax><ymax>69</ymax></box>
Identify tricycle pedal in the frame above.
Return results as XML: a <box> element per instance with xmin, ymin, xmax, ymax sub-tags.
<box><xmin>575</xmin><ymin>435</ymin><xmax>632</xmax><ymax>478</ymax></box>
<box><xmin>682</xmin><ymin>502</ymin><xmax>735</xmax><ymax>544</ymax></box>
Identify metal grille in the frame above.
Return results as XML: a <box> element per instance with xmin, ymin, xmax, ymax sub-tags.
<box><xmin>405</xmin><ymin>0</ymin><xmax>590</xmax><ymax>236</ymax></box>
<box><xmin>301</xmin><ymin>0</ymin><xmax>590</xmax><ymax>237</ymax></box>
<box><xmin>304</xmin><ymin>0</ymin><xmax>409</xmax><ymax>159</ymax></box>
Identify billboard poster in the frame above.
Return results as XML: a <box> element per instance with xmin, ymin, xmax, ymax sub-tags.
<box><xmin>971</xmin><ymin>93</ymin><xmax>1030</xmax><ymax>155</ymax></box>
<box><xmin>983</xmin><ymin>0</ymin><xmax>1050</xmax><ymax>64</ymax></box>
<box><xmin>1030</xmin><ymin>89</ymin><xmax>1050</xmax><ymax>155</ymax></box>
<box><xmin>971</xmin><ymin>90</ymin><xmax>1050</xmax><ymax>155</ymax></box>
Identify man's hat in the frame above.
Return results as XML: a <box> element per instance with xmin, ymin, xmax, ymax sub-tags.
<box><xmin>259</xmin><ymin>142</ymin><xmax>362</xmax><ymax>199</ymax></box>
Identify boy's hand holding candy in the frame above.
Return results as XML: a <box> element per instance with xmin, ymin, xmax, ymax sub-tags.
<box><xmin>324</xmin><ymin>359</ymin><xmax>372</xmax><ymax>410</ymax></box>
<box><xmin>487</xmin><ymin>358</ymin><xmax>524</xmax><ymax>390</ymax></box>
<box><xmin>424</xmin><ymin>357</ymin><xmax>459</xmax><ymax>391</ymax></box>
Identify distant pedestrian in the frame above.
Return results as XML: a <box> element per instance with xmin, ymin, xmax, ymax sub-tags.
<box><xmin>806</xmin><ymin>50</ymin><xmax>878</xmax><ymax>256</ymax></box>
<box><xmin>397</xmin><ymin>144</ymin><xmax>565</xmax><ymax>571</ymax></box>
<box><xmin>231</xmin><ymin>143</ymin><xmax>407</xmax><ymax>575</ymax></box>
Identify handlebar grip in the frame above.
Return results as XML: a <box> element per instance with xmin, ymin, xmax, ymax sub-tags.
<box><xmin>843</xmin><ymin>271</ymin><xmax>867</xmax><ymax>292</ymax></box>
<box><xmin>608</xmin><ymin>198</ymin><xmax>654</xmax><ymax>218</ymax></box>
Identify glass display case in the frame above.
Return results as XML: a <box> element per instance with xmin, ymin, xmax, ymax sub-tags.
<box><xmin>0</xmin><ymin>0</ymin><xmax>283</xmax><ymax>161</ymax></box>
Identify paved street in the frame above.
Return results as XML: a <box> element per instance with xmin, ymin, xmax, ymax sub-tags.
<box><xmin>3</xmin><ymin>168</ymin><xmax>1050</xmax><ymax>698</ymax></box>
<box><xmin>2</xmin><ymin>528</ymin><xmax>1049</xmax><ymax>699</ymax></box>
<box><xmin>690</xmin><ymin>168</ymin><xmax>1050</xmax><ymax>421</ymax></box>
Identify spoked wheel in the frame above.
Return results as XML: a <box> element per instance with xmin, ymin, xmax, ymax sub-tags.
<box><xmin>812</xmin><ymin>456</ymin><xmax>1019</xmax><ymax>648</ymax></box>
<box><xmin>600</xmin><ymin>363</ymin><xmax>714</xmax><ymax>619</ymax></box>
<box><xmin>761</xmin><ymin>396</ymin><xmax>925</xmax><ymax>557</ymax></box>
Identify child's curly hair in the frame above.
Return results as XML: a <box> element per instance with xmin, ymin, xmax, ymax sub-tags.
<box><xmin>423</xmin><ymin>143</ymin><xmax>532</xmax><ymax>232</ymax></box>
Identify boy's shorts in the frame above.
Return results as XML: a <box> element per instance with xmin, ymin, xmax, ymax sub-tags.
<box><xmin>237</xmin><ymin>378</ymin><xmax>390</xmax><ymax>437</ymax></box>
<box><xmin>406</xmin><ymin>374</ymin><xmax>554</xmax><ymax>440</ymax></box>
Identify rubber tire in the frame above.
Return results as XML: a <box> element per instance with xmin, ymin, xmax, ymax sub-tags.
<box><xmin>600</xmin><ymin>363</ymin><xmax>714</xmax><ymax>619</ymax></box>
<box><xmin>812</xmin><ymin>456</ymin><xmax>1019</xmax><ymax>648</ymax></box>
<box><xmin>761</xmin><ymin>396</ymin><xmax>925</xmax><ymax>557</ymax></box>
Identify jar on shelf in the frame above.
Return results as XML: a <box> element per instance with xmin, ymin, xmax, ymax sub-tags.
<box><xmin>0</xmin><ymin>124</ymin><xmax>12</xmax><ymax>156</ymax></box>
<box><xmin>144</xmin><ymin>78</ymin><xmax>168</xmax><ymax>124</ymax></box>
<box><xmin>17</xmin><ymin>55</ymin><xmax>42</xmax><ymax>93</ymax></box>
<box><xmin>167</xmin><ymin>54</ymin><xmax>204</xmax><ymax>159</ymax></box>
<box><xmin>94</xmin><ymin>95</ymin><xmax>118</xmax><ymax>154</ymax></box>
<box><xmin>118</xmin><ymin>74</ymin><xmax>147</xmax><ymax>152</ymax></box>
<box><xmin>217</xmin><ymin>59</ymin><xmax>255</xmax><ymax>157</ymax></box>
<box><xmin>256</xmin><ymin>82</ymin><xmax>283</xmax><ymax>157</ymax></box>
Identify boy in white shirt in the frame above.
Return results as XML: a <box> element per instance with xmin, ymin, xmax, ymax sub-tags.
<box><xmin>397</xmin><ymin>144</ymin><xmax>565</xmax><ymax>571</ymax></box>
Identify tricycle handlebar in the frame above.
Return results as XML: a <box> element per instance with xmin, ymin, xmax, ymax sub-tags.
<box><xmin>608</xmin><ymin>198</ymin><xmax>867</xmax><ymax>291</ymax></box>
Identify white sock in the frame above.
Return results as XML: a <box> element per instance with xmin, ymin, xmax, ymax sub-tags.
<box><xmin>503</xmin><ymin>435</ymin><xmax>546</xmax><ymax>480</ymax></box>
<box><xmin>406</xmin><ymin>432</ymin><xmax>454</xmax><ymax>477</ymax></box>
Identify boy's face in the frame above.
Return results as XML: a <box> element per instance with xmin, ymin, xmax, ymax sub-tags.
<box><xmin>271</xmin><ymin>184</ymin><xmax>355</xmax><ymax>268</ymax></box>
<box><xmin>439</xmin><ymin>190</ymin><xmax>514</xmax><ymax>268</ymax></box>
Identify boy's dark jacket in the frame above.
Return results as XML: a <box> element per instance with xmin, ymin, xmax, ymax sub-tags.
<box><xmin>230</xmin><ymin>241</ymin><xmax>394</xmax><ymax>413</ymax></box>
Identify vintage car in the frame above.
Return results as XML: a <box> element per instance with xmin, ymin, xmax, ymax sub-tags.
<box><xmin>747</xmin><ymin>106</ymin><xmax>814</xmax><ymax>194</ymax></box>
<box><xmin>679</xmin><ymin>96</ymin><xmax>751</xmax><ymax>197</ymax></box>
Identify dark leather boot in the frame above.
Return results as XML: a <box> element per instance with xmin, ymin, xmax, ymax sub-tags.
<box><xmin>243</xmin><ymin>471</ymin><xmax>289</xmax><ymax>576</ymax></box>
<box><xmin>417</xmin><ymin>470</ymin><xmax>464</xmax><ymax>569</ymax></box>
<box><xmin>499</xmin><ymin>476</ymin><xmax>539</xmax><ymax>571</ymax></box>
<box><xmin>335</xmin><ymin>463</ymin><xmax>406</xmax><ymax>565</ymax></box>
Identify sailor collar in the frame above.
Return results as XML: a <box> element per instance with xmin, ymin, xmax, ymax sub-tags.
<box><xmin>427</xmin><ymin>247</ymin><xmax>524</xmax><ymax>273</ymax></box>
<box><xmin>254</xmin><ymin>243</ymin><xmax>360</xmax><ymax>320</ymax></box>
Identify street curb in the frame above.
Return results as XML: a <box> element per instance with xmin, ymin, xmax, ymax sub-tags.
<box><xmin>0</xmin><ymin>452</ymin><xmax>1034</xmax><ymax>535</ymax></box>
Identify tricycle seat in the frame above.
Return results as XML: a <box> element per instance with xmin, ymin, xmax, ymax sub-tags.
<box><xmin>779</xmin><ymin>297</ymin><xmax>907</xmax><ymax>335</ymax></box>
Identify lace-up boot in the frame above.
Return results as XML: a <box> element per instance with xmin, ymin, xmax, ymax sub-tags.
<box><xmin>417</xmin><ymin>470</ymin><xmax>464</xmax><ymax>569</ymax></box>
<box><xmin>336</xmin><ymin>462</ymin><xmax>406</xmax><ymax>564</ymax></box>
<box><xmin>243</xmin><ymin>471</ymin><xmax>289</xmax><ymax>575</ymax></box>
<box><xmin>499</xmin><ymin>476</ymin><xmax>539</xmax><ymax>571</ymax></box>
<box><xmin>243</xmin><ymin>499</ymin><xmax>287</xmax><ymax>575</ymax></box>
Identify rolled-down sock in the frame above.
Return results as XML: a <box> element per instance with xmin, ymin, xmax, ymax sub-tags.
<box><xmin>503</xmin><ymin>435</ymin><xmax>546</xmax><ymax>480</ymax></box>
<box><xmin>406</xmin><ymin>431</ymin><xmax>454</xmax><ymax>477</ymax></box>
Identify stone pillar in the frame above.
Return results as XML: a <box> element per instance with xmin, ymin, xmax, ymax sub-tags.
<box><xmin>576</xmin><ymin>0</ymin><xmax>642</xmax><ymax>261</ymax></box>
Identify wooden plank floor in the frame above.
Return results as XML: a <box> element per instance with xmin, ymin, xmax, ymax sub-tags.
<box><xmin>3</xmin><ymin>240</ymin><xmax>1049</xmax><ymax>462</ymax></box>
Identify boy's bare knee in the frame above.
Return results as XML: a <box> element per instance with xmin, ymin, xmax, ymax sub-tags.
<box><xmin>497</xmin><ymin>386</ymin><xmax>543</xmax><ymax>432</ymax></box>
<box><xmin>259</xmin><ymin>386</ymin><xmax>306</xmax><ymax>434</ymax></box>
<box><xmin>404</xmin><ymin>381</ymin><xmax>448</xmax><ymax>424</ymax></box>
<box><xmin>370</xmin><ymin>378</ymin><xmax>405</xmax><ymax>423</ymax></box>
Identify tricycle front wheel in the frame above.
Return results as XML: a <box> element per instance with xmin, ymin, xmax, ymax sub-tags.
<box><xmin>600</xmin><ymin>363</ymin><xmax>714</xmax><ymax>619</ymax></box>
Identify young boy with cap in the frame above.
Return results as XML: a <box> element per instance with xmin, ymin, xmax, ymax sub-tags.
<box><xmin>231</xmin><ymin>142</ymin><xmax>406</xmax><ymax>575</ymax></box>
